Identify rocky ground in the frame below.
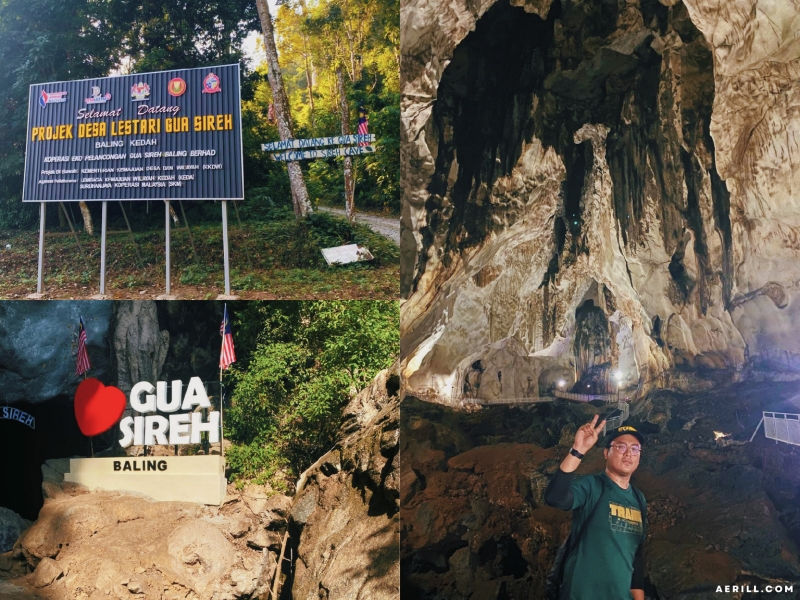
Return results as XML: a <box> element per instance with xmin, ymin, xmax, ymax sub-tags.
<box><xmin>401</xmin><ymin>379</ymin><xmax>800</xmax><ymax>599</ymax></box>
<box><xmin>0</xmin><ymin>481</ymin><xmax>290</xmax><ymax>600</ymax></box>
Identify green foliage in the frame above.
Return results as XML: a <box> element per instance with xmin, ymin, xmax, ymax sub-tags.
<box><xmin>224</xmin><ymin>301</ymin><xmax>398</xmax><ymax>488</ymax></box>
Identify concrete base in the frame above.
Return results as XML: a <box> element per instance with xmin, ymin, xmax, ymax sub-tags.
<box><xmin>25</xmin><ymin>293</ymin><xmax>45</xmax><ymax>299</ymax></box>
<box><xmin>64</xmin><ymin>455</ymin><xmax>226</xmax><ymax>505</ymax></box>
<box><xmin>90</xmin><ymin>294</ymin><xmax>110</xmax><ymax>300</ymax></box>
<box><xmin>156</xmin><ymin>294</ymin><xmax>177</xmax><ymax>300</ymax></box>
<box><xmin>216</xmin><ymin>294</ymin><xmax>240</xmax><ymax>300</ymax></box>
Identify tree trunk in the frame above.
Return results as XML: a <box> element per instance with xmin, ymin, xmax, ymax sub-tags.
<box><xmin>337</xmin><ymin>69</ymin><xmax>355</xmax><ymax>224</ymax></box>
<box><xmin>303</xmin><ymin>37</ymin><xmax>316</xmax><ymax>129</ymax></box>
<box><xmin>256</xmin><ymin>0</ymin><xmax>313</xmax><ymax>219</ymax></box>
<box><xmin>79</xmin><ymin>201</ymin><xmax>93</xmax><ymax>235</ymax></box>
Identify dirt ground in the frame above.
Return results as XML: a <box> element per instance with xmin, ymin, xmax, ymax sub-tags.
<box><xmin>0</xmin><ymin>224</ymin><xmax>399</xmax><ymax>300</ymax></box>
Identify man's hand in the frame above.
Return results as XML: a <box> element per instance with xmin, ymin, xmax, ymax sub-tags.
<box><xmin>573</xmin><ymin>414</ymin><xmax>606</xmax><ymax>454</ymax></box>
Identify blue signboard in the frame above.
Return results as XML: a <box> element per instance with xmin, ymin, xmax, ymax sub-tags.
<box><xmin>23</xmin><ymin>64</ymin><xmax>243</xmax><ymax>202</ymax></box>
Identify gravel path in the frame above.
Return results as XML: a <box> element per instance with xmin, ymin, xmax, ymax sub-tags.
<box><xmin>318</xmin><ymin>206</ymin><xmax>399</xmax><ymax>246</ymax></box>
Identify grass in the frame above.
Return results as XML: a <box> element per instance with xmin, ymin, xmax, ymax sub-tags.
<box><xmin>0</xmin><ymin>210</ymin><xmax>398</xmax><ymax>300</ymax></box>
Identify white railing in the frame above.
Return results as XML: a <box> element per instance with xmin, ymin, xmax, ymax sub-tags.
<box><xmin>553</xmin><ymin>390</ymin><xmax>616</xmax><ymax>403</ymax></box>
<box><xmin>763</xmin><ymin>412</ymin><xmax>800</xmax><ymax>446</ymax></box>
<box><xmin>603</xmin><ymin>402</ymin><xmax>630</xmax><ymax>435</ymax></box>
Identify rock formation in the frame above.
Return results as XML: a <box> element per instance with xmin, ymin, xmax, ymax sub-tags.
<box><xmin>401</xmin><ymin>383</ymin><xmax>800</xmax><ymax>599</ymax></box>
<box><xmin>289</xmin><ymin>361</ymin><xmax>400</xmax><ymax>600</ymax></box>
<box><xmin>2</xmin><ymin>478</ymin><xmax>291</xmax><ymax>600</ymax></box>
<box><xmin>0</xmin><ymin>509</ymin><xmax>30</xmax><ymax>554</ymax></box>
<box><xmin>400</xmin><ymin>0</ymin><xmax>800</xmax><ymax>402</ymax></box>
<box><xmin>0</xmin><ymin>301</ymin><xmax>113</xmax><ymax>404</ymax></box>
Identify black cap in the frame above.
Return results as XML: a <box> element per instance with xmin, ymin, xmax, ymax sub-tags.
<box><xmin>605</xmin><ymin>425</ymin><xmax>644</xmax><ymax>447</ymax></box>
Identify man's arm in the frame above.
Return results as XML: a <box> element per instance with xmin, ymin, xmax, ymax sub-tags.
<box><xmin>544</xmin><ymin>415</ymin><xmax>606</xmax><ymax>509</ymax></box>
<box><xmin>630</xmin><ymin>542</ymin><xmax>645</xmax><ymax>600</ymax></box>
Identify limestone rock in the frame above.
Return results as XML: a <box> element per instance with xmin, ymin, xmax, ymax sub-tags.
<box><xmin>239</xmin><ymin>483</ymin><xmax>274</xmax><ymax>516</ymax></box>
<box><xmin>10</xmin><ymin>489</ymin><xmax>283</xmax><ymax>600</ymax></box>
<box><xmin>400</xmin><ymin>0</ymin><xmax>800</xmax><ymax>403</ymax></box>
<box><xmin>31</xmin><ymin>557</ymin><xmax>62</xmax><ymax>588</ymax></box>
<box><xmin>112</xmin><ymin>301</ymin><xmax>169</xmax><ymax>395</ymax></box>
<box><xmin>0</xmin><ymin>507</ymin><xmax>31</xmax><ymax>553</ymax></box>
<box><xmin>0</xmin><ymin>302</ymin><xmax>113</xmax><ymax>403</ymax></box>
<box><xmin>290</xmin><ymin>363</ymin><xmax>400</xmax><ymax>600</ymax></box>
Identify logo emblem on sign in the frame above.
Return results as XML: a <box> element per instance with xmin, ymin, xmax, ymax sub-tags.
<box><xmin>168</xmin><ymin>77</ymin><xmax>186</xmax><ymax>97</ymax></box>
<box><xmin>85</xmin><ymin>86</ymin><xmax>112</xmax><ymax>104</ymax></box>
<box><xmin>39</xmin><ymin>90</ymin><xmax>68</xmax><ymax>108</ymax></box>
<box><xmin>202</xmin><ymin>73</ymin><xmax>221</xmax><ymax>94</ymax></box>
<box><xmin>74</xmin><ymin>378</ymin><xmax>127</xmax><ymax>437</ymax></box>
<box><xmin>130</xmin><ymin>81</ymin><xmax>150</xmax><ymax>101</ymax></box>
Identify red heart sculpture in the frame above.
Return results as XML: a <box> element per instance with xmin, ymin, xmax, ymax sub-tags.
<box><xmin>74</xmin><ymin>378</ymin><xmax>126</xmax><ymax>437</ymax></box>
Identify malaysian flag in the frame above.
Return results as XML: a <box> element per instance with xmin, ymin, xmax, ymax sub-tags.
<box><xmin>76</xmin><ymin>317</ymin><xmax>91</xmax><ymax>376</ymax></box>
<box><xmin>357</xmin><ymin>105</ymin><xmax>369</xmax><ymax>146</ymax></box>
<box><xmin>220</xmin><ymin>305</ymin><xmax>236</xmax><ymax>370</ymax></box>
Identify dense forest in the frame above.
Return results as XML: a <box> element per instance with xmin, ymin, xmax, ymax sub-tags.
<box><xmin>0</xmin><ymin>0</ymin><xmax>399</xmax><ymax>230</ymax></box>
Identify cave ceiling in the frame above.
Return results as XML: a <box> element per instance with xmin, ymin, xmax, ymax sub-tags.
<box><xmin>400</xmin><ymin>0</ymin><xmax>800</xmax><ymax>404</ymax></box>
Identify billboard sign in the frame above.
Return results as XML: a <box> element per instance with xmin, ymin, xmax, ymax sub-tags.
<box><xmin>23</xmin><ymin>64</ymin><xmax>243</xmax><ymax>202</ymax></box>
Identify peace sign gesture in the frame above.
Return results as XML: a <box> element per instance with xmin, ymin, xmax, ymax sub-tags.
<box><xmin>573</xmin><ymin>415</ymin><xmax>606</xmax><ymax>454</ymax></box>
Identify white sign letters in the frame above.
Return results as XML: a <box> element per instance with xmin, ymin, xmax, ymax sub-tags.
<box><xmin>119</xmin><ymin>376</ymin><xmax>220</xmax><ymax>448</ymax></box>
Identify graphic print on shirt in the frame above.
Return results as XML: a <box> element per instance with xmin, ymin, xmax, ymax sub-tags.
<box><xmin>608</xmin><ymin>502</ymin><xmax>643</xmax><ymax>535</ymax></box>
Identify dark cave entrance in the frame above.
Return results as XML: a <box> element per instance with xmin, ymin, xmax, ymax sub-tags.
<box><xmin>0</xmin><ymin>397</ymin><xmax>104</xmax><ymax>520</ymax></box>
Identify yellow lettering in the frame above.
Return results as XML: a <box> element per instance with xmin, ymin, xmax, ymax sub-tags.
<box><xmin>216</xmin><ymin>114</ymin><xmax>224</xmax><ymax>130</ymax></box>
<box><xmin>224</xmin><ymin>114</ymin><xmax>232</xmax><ymax>130</ymax></box>
<box><xmin>99</xmin><ymin>122</ymin><xmax>106</xmax><ymax>137</ymax></box>
<box><xmin>194</xmin><ymin>116</ymin><xmax>202</xmax><ymax>132</ymax></box>
<box><xmin>45</xmin><ymin>126</ymin><xmax>53</xmax><ymax>140</ymax></box>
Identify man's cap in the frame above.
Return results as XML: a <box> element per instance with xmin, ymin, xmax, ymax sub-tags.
<box><xmin>605</xmin><ymin>425</ymin><xmax>644</xmax><ymax>447</ymax></box>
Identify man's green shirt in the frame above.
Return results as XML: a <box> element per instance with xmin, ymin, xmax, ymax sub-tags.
<box><xmin>560</xmin><ymin>472</ymin><xmax>646</xmax><ymax>600</ymax></box>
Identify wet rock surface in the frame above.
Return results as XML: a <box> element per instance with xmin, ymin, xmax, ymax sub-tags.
<box><xmin>401</xmin><ymin>382</ymin><xmax>800</xmax><ymax>599</ymax></box>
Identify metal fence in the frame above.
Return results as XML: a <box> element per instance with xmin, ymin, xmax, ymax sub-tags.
<box><xmin>554</xmin><ymin>390</ymin><xmax>617</xmax><ymax>403</ymax></box>
<box><xmin>763</xmin><ymin>412</ymin><xmax>800</xmax><ymax>446</ymax></box>
<box><xmin>602</xmin><ymin>402</ymin><xmax>630</xmax><ymax>435</ymax></box>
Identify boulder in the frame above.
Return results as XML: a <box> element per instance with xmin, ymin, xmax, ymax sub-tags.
<box><xmin>31</xmin><ymin>557</ymin><xmax>61</xmax><ymax>588</ymax></box>
<box><xmin>0</xmin><ymin>507</ymin><xmax>30</xmax><ymax>553</ymax></box>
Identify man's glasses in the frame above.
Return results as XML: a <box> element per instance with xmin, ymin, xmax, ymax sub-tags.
<box><xmin>610</xmin><ymin>442</ymin><xmax>642</xmax><ymax>456</ymax></box>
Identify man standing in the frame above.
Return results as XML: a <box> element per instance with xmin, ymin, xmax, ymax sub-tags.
<box><xmin>544</xmin><ymin>416</ymin><xmax>647</xmax><ymax>600</ymax></box>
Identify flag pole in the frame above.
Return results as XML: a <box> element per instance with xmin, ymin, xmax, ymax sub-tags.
<box><xmin>85</xmin><ymin>371</ymin><xmax>94</xmax><ymax>458</ymax></box>
<box><xmin>219</xmin><ymin>304</ymin><xmax>226</xmax><ymax>460</ymax></box>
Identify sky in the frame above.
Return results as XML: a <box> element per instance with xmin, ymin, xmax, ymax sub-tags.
<box><xmin>242</xmin><ymin>0</ymin><xmax>280</xmax><ymax>67</ymax></box>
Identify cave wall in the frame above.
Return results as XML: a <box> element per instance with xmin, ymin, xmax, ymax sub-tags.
<box><xmin>400</xmin><ymin>0</ymin><xmax>800</xmax><ymax>402</ymax></box>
